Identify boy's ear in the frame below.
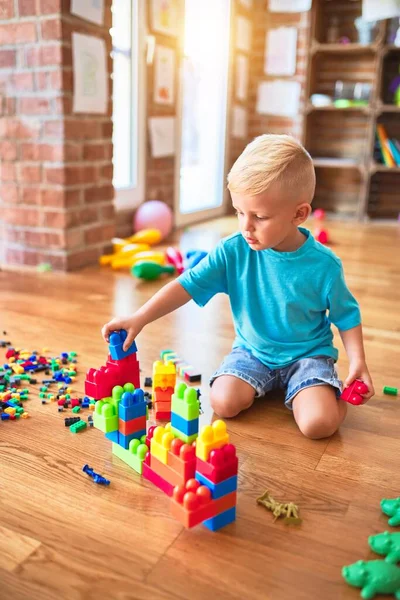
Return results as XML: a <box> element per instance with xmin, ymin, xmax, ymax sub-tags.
<box><xmin>293</xmin><ymin>202</ymin><xmax>312</xmax><ymax>225</ymax></box>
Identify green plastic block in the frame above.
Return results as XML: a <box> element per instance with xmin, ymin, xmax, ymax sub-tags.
<box><xmin>70</xmin><ymin>420</ymin><xmax>87</xmax><ymax>433</ymax></box>
<box><xmin>72</xmin><ymin>406</ymin><xmax>81</xmax><ymax>413</ymax></box>
<box><xmin>160</xmin><ymin>349</ymin><xmax>174</xmax><ymax>359</ymax></box>
<box><xmin>383</xmin><ymin>386</ymin><xmax>398</xmax><ymax>396</ymax></box>
<box><xmin>93</xmin><ymin>400</ymin><xmax>118</xmax><ymax>433</ymax></box>
<box><xmin>69</xmin><ymin>351</ymin><xmax>77</xmax><ymax>357</ymax></box>
<box><xmin>171</xmin><ymin>426</ymin><xmax>197</xmax><ymax>444</ymax></box>
<box><xmin>112</xmin><ymin>439</ymin><xmax>148</xmax><ymax>474</ymax></box>
<box><xmin>39</xmin><ymin>392</ymin><xmax>45</xmax><ymax>398</ymax></box>
<box><xmin>171</xmin><ymin>382</ymin><xmax>200</xmax><ymax>421</ymax></box>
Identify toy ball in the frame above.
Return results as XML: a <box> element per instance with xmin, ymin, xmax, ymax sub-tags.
<box><xmin>313</xmin><ymin>208</ymin><xmax>325</xmax><ymax>220</ymax></box>
<box><xmin>315</xmin><ymin>228</ymin><xmax>329</xmax><ymax>244</ymax></box>
<box><xmin>133</xmin><ymin>201</ymin><xmax>173</xmax><ymax>241</ymax></box>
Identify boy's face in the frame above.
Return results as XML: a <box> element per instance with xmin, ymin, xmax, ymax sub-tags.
<box><xmin>231</xmin><ymin>185</ymin><xmax>307</xmax><ymax>251</ymax></box>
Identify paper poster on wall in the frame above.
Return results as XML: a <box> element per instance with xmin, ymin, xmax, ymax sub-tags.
<box><xmin>265</xmin><ymin>27</ymin><xmax>297</xmax><ymax>76</ymax></box>
<box><xmin>72</xmin><ymin>32</ymin><xmax>108</xmax><ymax>114</ymax></box>
<box><xmin>154</xmin><ymin>46</ymin><xmax>175</xmax><ymax>105</ymax></box>
<box><xmin>151</xmin><ymin>0</ymin><xmax>179</xmax><ymax>37</ymax></box>
<box><xmin>256</xmin><ymin>80</ymin><xmax>301</xmax><ymax>117</ymax></box>
<box><xmin>232</xmin><ymin>105</ymin><xmax>248</xmax><ymax>139</ymax></box>
<box><xmin>269</xmin><ymin>0</ymin><xmax>311</xmax><ymax>13</ymax></box>
<box><xmin>71</xmin><ymin>0</ymin><xmax>105</xmax><ymax>26</ymax></box>
<box><xmin>236</xmin><ymin>55</ymin><xmax>249</xmax><ymax>101</ymax></box>
<box><xmin>236</xmin><ymin>16</ymin><xmax>252</xmax><ymax>52</ymax></box>
<box><xmin>149</xmin><ymin>116</ymin><xmax>175</xmax><ymax>158</ymax></box>
<box><xmin>362</xmin><ymin>0</ymin><xmax>400</xmax><ymax>22</ymax></box>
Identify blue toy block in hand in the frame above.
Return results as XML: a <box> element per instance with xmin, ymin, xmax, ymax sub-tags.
<box><xmin>109</xmin><ymin>329</ymin><xmax>137</xmax><ymax>360</ymax></box>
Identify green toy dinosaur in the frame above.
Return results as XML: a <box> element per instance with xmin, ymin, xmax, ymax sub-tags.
<box><xmin>342</xmin><ymin>560</ymin><xmax>400</xmax><ymax>599</ymax></box>
<box><xmin>382</xmin><ymin>498</ymin><xmax>400</xmax><ymax>527</ymax></box>
<box><xmin>369</xmin><ymin>532</ymin><xmax>400</xmax><ymax>564</ymax></box>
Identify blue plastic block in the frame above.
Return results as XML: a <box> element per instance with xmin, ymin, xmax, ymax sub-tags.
<box><xmin>195</xmin><ymin>472</ymin><xmax>238</xmax><ymax>499</ymax></box>
<box><xmin>203</xmin><ymin>506</ymin><xmax>236</xmax><ymax>531</ymax></box>
<box><xmin>105</xmin><ymin>430</ymin><xmax>119</xmax><ymax>443</ymax></box>
<box><xmin>109</xmin><ymin>329</ymin><xmax>138</xmax><ymax>360</ymax></box>
<box><xmin>171</xmin><ymin>412</ymin><xmax>199</xmax><ymax>436</ymax></box>
<box><xmin>118</xmin><ymin>429</ymin><xmax>146</xmax><ymax>450</ymax></box>
<box><xmin>118</xmin><ymin>389</ymin><xmax>146</xmax><ymax>421</ymax></box>
<box><xmin>1</xmin><ymin>413</ymin><xmax>10</xmax><ymax>420</ymax></box>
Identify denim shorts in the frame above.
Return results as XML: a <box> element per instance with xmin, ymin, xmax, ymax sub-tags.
<box><xmin>210</xmin><ymin>347</ymin><xmax>343</xmax><ymax>410</ymax></box>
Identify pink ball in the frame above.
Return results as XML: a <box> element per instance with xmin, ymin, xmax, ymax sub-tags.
<box><xmin>313</xmin><ymin>208</ymin><xmax>325</xmax><ymax>220</ymax></box>
<box><xmin>133</xmin><ymin>201</ymin><xmax>173</xmax><ymax>240</ymax></box>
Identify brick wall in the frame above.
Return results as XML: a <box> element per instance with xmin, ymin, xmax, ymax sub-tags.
<box><xmin>0</xmin><ymin>0</ymin><xmax>114</xmax><ymax>270</ymax></box>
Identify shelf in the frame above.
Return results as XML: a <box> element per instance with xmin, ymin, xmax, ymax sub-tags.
<box><xmin>377</xmin><ymin>104</ymin><xmax>400</xmax><ymax>114</ymax></box>
<box><xmin>306</xmin><ymin>103</ymin><xmax>371</xmax><ymax>114</ymax></box>
<box><xmin>370</xmin><ymin>163</ymin><xmax>400</xmax><ymax>174</ymax></box>
<box><xmin>312</xmin><ymin>158</ymin><xmax>364</xmax><ymax>169</ymax></box>
<box><xmin>311</xmin><ymin>42</ymin><xmax>378</xmax><ymax>54</ymax></box>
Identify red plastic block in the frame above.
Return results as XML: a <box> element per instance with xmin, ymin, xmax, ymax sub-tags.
<box><xmin>85</xmin><ymin>353</ymin><xmax>140</xmax><ymax>399</ymax></box>
<box><xmin>167</xmin><ymin>438</ymin><xmax>196</xmax><ymax>481</ymax></box>
<box><xmin>153</xmin><ymin>387</ymin><xmax>174</xmax><ymax>402</ymax></box>
<box><xmin>340</xmin><ymin>379</ymin><xmax>369</xmax><ymax>406</ymax></box>
<box><xmin>155</xmin><ymin>411</ymin><xmax>171</xmax><ymax>420</ymax></box>
<box><xmin>142</xmin><ymin>453</ymin><xmax>174</xmax><ymax>496</ymax></box>
<box><xmin>119</xmin><ymin>414</ymin><xmax>146</xmax><ymax>436</ymax></box>
<box><xmin>184</xmin><ymin>370</ymin><xmax>202</xmax><ymax>383</ymax></box>
<box><xmin>195</xmin><ymin>444</ymin><xmax>238</xmax><ymax>484</ymax></box>
<box><xmin>170</xmin><ymin>478</ymin><xmax>236</xmax><ymax>528</ymax></box>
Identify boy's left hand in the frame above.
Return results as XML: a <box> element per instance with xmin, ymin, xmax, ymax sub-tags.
<box><xmin>344</xmin><ymin>361</ymin><xmax>375</xmax><ymax>401</ymax></box>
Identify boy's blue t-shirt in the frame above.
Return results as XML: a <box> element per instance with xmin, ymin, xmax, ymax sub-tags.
<box><xmin>178</xmin><ymin>227</ymin><xmax>361</xmax><ymax>370</ymax></box>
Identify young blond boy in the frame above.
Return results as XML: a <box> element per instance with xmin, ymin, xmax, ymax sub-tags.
<box><xmin>102</xmin><ymin>134</ymin><xmax>374</xmax><ymax>439</ymax></box>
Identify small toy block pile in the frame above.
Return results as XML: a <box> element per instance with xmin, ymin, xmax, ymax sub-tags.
<box><xmin>88</xmin><ymin>331</ymin><xmax>238</xmax><ymax>531</ymax></box>
<box><xmin>160</xmin><ymin>349</ymin><xmax>201</xmax><ymax>384</ymax></box>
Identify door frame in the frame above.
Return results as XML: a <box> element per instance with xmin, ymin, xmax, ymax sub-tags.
<box><xmin>114</xmin><ymin>0</ymin><xmax>146</xmax><ymax>211</ymax></box>
<box><xmin>173</xmin><ymin>0</ymin><xmax>234</xmax><ymax>228</ymax></box>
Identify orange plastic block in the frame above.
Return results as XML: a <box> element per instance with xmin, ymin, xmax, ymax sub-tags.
<box><xmin>167</xmin><ymin>438</ymin><xmax>196</xmax><ymax>481</ymax></box>
<box><xmin>150</xmin><ymin>424</ymin><xmax>175</xmax><ymax>464</ymax></box>
<box><xmin>153</xmin><ymin>387</ymin><xmax>174</xmax><ymax>403</ymax></box>
<box><xmin>170</xmin><ymin>479</ymin><xmax>236</xmax><ymax>528</ymax></box>
<box><xmin>195</xmin><ymin>420</ymin><xmax>229</xmax><ymax>462</ymax></box>
<box><xmin>149</xmin><ymin>454</ymin><xmax>185</xmax><ymax>487</ymax></box>
<box><xmin>154</xmin><ymin>400</ymin><xmax>172</xmax><ymax>411</ymax></box>
<box><xmin>118</xmin><ymin>415</ymin><xmax>146</xmax><ymax>436</ymax></box>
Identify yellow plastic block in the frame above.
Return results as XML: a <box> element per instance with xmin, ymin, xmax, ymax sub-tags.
<box><xmin>152</xmin><ymin>360</ymin><xmax>176</xmax><ymax>390</ymax></box>
<box><xmin>150</xmin><ymin>424</ymin><xmax>175</xmax><ymax>464</ymax></box>
<box><xmin>4</xmin><ymin>407</ymin><xmax>16</xmax><ymax>416</ymax></box>
<box><xmin>21</xmin><ymin>412</ymin><xmax>30</xmax><ymax>418</ymax></box>
<box><xmin>195</xmin><ymin>420</ymin><xmax>229</xmax><ymax>462</ymax></box>
<box><xmin>11</xmin><ymin>364</ymin><xmax>24</xmax><ymax>374</ymax></box>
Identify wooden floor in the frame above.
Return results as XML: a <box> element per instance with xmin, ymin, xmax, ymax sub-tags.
<box><xmin>0</xmin><ymin>217</ymin><xmax>399</xmax><ymax>600</ymax></box>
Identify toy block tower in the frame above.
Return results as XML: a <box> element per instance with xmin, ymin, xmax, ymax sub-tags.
<box><xmin>142</xmin><ymin>424</ymin><xmax>197</xmax><ymax>495</ymax></box>
<box><xmin>170</xmin><ymin>382</ymin><xmax>200</xmax><ymax>444</ymax></box>
<box><xmin>169</xmin><ymin>420</ymin><xmax>238</xmax><ymax>530</ymax></box>
<box><xmin>152</xmin><ymin>360</ymin><xmax>176</xmax><ymax>420</ymax></box>
<box><xmin>85</xmin><ymin>330</ymin><xmax>140</xmax><ymax>400</ymax></box>
<box><xmin>93</xmin><ymin>382</ymin><xmax>149</xmax><ymax>474</ymax></box>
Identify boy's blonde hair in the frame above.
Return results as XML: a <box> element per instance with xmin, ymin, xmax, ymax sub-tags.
<box><xmin>227</xmin><ymin>134</ymin><xmax>315</xmax><ymax>201</ymax></box>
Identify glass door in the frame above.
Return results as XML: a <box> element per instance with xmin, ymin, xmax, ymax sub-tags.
<box><xmin>175</xmin><ymin>0</ymin><xmax>232</xmax><ymax>227</ymax></box>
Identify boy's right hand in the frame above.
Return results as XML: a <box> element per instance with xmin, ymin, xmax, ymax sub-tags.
<box><xmin>101</xmin><ymin>315</ymin><xmax>144</xmax><ymax>352</ymax></box>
